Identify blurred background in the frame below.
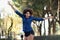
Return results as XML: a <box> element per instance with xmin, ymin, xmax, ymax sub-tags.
<box><xmin>0</xmin><ymin>0</ymin><xmax>60</xmax><ymax>40</ymax></box>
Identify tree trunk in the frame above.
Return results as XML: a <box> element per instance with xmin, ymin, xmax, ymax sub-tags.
<box><xmin>57</xmin><ymin>0</ymin><xmax>60</xmax><ymax>24</ymax></box>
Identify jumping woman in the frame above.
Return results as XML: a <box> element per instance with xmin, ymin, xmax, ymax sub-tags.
<box><xmin>8</xmin><ymin>2</ymin><xmax>53</xmax><ymax>40</ymax></box>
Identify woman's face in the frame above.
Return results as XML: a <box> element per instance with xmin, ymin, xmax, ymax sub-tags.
<box><xmin>25</xmin><ymin>12</ymin><xmax>31</xmax><ymax>18</ymax></box>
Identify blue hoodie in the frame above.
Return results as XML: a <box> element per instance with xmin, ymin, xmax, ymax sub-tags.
<box><xmin>15</xmin><ymin>10</ymin><xmax>44</xmax><ymax>32</ymax></box>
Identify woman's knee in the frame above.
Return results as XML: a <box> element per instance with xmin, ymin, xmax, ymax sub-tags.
<box><xmin>28</xmin><ymin>34</ymin><xmax>34</xmax><ymax>40</ymax></box>
<box><xmin>24</xmin><ymin>37</ymin><xmax>27</xmax><ymax>40</ymax></box>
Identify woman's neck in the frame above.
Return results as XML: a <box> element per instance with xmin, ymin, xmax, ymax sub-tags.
<box><xmin>26</xmin><ymin>16</ymin><xmax>29</xmax><ymax>18</ymax></box>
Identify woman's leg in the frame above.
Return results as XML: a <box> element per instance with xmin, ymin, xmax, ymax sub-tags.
<box><xmin>27</xmin><ymin>34</ymin><xmax>34</xmax><ymax>40</ymax></box>
<box><xmin>24</xmin><ymin>36</ymin><xmax>27</xmax><ymax>40</ymax></box>
<box><xmin>24</xmin><ymin>30</ymin><xmax>34</xmax><ymax>40</ymax></box>
<box><xmin>30</xmin><ymin>34</ymin><xmax>34</xmax><ymax>40</ymax></box>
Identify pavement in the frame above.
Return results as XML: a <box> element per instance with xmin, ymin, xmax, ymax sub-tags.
<box><xmin>0</xmin><ymin>35</ymin><xmax>60</xmax><ymax>40</ymax></box>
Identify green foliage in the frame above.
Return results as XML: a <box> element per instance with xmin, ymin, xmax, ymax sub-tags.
<box><xmin>52</xmin><ymin>0</ymin><xmax>58</xmax><ymax>10</ymax></box>
<box><xmin>12</xmin><ymin>0</ymin><xmax>22</xmax><ymax>9</ymax></box>
<box><xmin>0</xmin><ymin>19</ymin><xmax>3</xmax><ymax>27</ymax></box>
<box><xmin>29</xmin><ymin>0</ymin><xmax>49</xmax><ymax>11</ymax></box>
<box><xmin>12</xmin><ymin>0</ymin><xmax>50</xmax><ymax>10</ymax></box>
<box><xmin>12</xmin><ymin>0</ymin><xmax>58</xmax><ymax>17</ymax></box>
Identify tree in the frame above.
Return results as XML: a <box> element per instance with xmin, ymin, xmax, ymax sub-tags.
<box><xmin>7</xmin><ymin>17</ymin><xmax>13</xmax><ymax>40</ymax></box>
<box><xmin>12</xmin><ymin>0</ymin><xmax>50</xmax><ymax>17</ymax></box>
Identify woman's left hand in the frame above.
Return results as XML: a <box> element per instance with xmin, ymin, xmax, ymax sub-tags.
<box><xmin>44</xmin><ymin>16</ymin><xmax>54</xmax><ymax>20</ymax></box>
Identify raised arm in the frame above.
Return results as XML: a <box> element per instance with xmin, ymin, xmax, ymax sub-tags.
<box><xmin>8</xmin><ymin>1</ymin><xmax>23</xmax><ymax>17</ymax></box>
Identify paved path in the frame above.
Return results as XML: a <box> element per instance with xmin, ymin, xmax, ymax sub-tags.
<box><xmin>0</xmin><ymin>35</ymin><xmax>60</xmax><ymax>40</ymax></box>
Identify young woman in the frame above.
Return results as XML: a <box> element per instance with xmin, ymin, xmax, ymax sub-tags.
<box><xmin>8</xmin><ymin>2</ymin><xmax>53</xmax><ymax>40</ymax></box>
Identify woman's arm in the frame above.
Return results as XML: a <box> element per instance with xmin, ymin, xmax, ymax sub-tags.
<box><xmin>8</xmin><ymin>1</ymin><xmax>23</xmax><ymax>17</ymax></box>
<box><xmin>33</xmin><ymin>17</ymin><xmax>44</xmax><ymax>21</ymax></box>
<box><xmin>8</xmin><ymin>1</ymin><xmax>16</xmax><ymax>11</ymax></box>
<box><xmin>33</xmin><ymin>16</ymin><xmax>53</xmax><ymax>21</ymax></box>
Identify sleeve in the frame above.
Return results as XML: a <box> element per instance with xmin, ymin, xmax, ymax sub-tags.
<box><xmin>15</xmin><ymin>10</ymin><xmax>24</xmax><ymax>18</ymax></box>
<box><xmin>33</xmin><ymin>16</ymin><xmax>44</xmax><ymax>21</ymax></box>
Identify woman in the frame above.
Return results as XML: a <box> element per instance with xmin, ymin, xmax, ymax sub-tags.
<box><xmin>8</xmin><ymin>2</ymin><xmax>53</xmax><ymax>40</ymax></box>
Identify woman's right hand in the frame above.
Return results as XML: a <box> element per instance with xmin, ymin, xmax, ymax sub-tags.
<box><xmin>8</xmin><ymin>1</ymin><xmax>12</xmax><ymax>6</ymax></box>
<box><xmin>8</xmin><ymin>1</ymin><xmax>16</xmax><ymax>11</ymax></box>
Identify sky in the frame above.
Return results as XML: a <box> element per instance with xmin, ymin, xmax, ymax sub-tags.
<box><xmin>0</xmin><ymin>0</ymin><xmax>14</xmax><ymax>18</ymax></box>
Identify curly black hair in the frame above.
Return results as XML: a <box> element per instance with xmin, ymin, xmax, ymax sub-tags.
<box><xmin>23</xmin><ymin>8</ymin><xmax>33</xmax><ymax>15</ymax></box>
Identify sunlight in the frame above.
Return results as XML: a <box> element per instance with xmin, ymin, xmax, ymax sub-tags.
<box><xmin>0</xmin><ymin>0</ymin><xmax>14</xmax><ymax>18</ymax></box>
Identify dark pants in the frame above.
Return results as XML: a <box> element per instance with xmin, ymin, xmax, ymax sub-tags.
<box><xmin>24</xmin><ymin>30</ymin><xmax>34</xmax><ymax>37</ymax></box>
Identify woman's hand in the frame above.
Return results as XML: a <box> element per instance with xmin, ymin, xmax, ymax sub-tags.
<box><xmin>8</xmin><ymin>1</ymin><xmax>12</xmax><ymax>6</ymax></box>
<box><xmin>44</xmin><ymin>16</ymin><xmax>54</xmax><ymax>20</ymax></box>
<box><xmin>8</xmin><ymin>1</ymin><xmax>16</xmax><ymax>10</ymax></box>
